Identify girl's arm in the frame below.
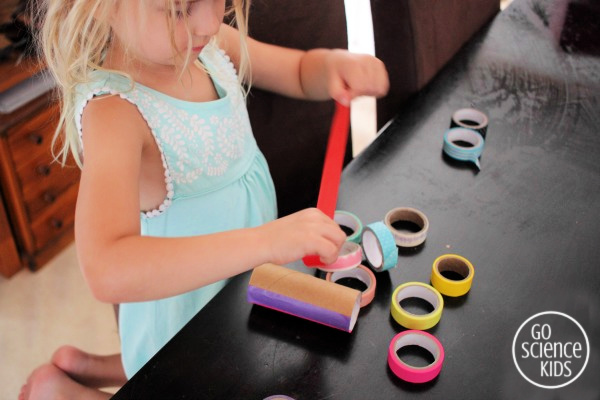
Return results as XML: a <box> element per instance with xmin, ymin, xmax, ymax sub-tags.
<box><xmin>218</xmin><ymin>24</ymin><xmax>389</xmax><ymax>104</ymax></box>
<box><xmin>76</xmin><ymin>96</ymin><xmax>345</xmax><ymax>304</ymax></box>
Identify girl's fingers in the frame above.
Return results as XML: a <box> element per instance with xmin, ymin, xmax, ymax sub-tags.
<box><xmin>267</xmin><ymin>208</ymin><xmax>346</xmax><ymax>265</ymax></box>
<box><xmin>316</xmin><ymin>239</ymin><xmax>341</xmax><ymax>265</ymax></box>
<box><xmin>328</xmin><ymin>75</ymin><xmax>352</xmax><ymax>106</ymax></box>
<box><xmin>329</xmin><ymin>53</ymin><xmax>389</xmax><ymax>102</ymax></box>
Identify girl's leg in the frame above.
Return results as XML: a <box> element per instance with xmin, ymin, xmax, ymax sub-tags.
<box><xmin>51</xmin><ymin>345</ymin><xmax>127</xmax><ymax>388</ymax></box>
<box><xmin>19</xmin><ymin>363</ymin><xmax>112</xmax><ymax>400</ymax></box>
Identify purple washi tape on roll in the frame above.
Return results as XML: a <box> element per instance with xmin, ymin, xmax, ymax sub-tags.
<box><xmin>247</xmin><ymin>263</ymin><xmax>361</xmax><ymax>332</ymax></box>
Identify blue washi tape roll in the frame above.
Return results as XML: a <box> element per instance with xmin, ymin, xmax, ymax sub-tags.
<box><xmin>334</xmin><ymin>210</ymin><xmax>363</xmax><ymax>244</ymax></box>
<box><xmin>361</xmin><ymin>221</ymin><xmax>398</xmax><ymax>272</ymax></box>
<box><xmin>443</xmin><ymin>127</ymin><xmax>484</xmax><ymax>169</ymax></box>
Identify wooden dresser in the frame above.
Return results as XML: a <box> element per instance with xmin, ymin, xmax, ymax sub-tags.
<box><xmin>0</xmin><ymin>56</ymin><xmax>79</xmax><ymax>277</ymax></box>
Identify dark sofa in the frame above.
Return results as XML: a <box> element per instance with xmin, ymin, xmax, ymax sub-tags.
<box><xmin>246</xmin><ymin>0</ymin><xmax>499</xmax><ymax>217</ymax></box>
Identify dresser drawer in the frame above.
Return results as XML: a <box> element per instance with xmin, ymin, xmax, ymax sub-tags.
<box><xmin>22</xmin><ymin>167</ymin><xmax>80</xmax><ymax>221</ymax></box>
<box><xmin>7</xmin><ymin>104</ymin><xmax>59</xmax><ymax>167</ymax></box>
<box><xmin>1</xmin><ymin>60</ymin><xmax>76</xmax><ymax>274</ymax></box>
<box><xmin>15</xmin><ymin>151</ymin><xmax>79</xmax><ymax>220</ymax></box>
<box><xmin>30</xmin><ymin>182</ymin><xmax>78</xmax><ymax>251</ymax></box>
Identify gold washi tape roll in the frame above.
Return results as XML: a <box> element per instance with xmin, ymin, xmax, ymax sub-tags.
<box><xmin>430</xmin><ymin>254</ymin><xmax>475</xmax><ymax>297</ymax></box>
<box><xmin>390</xmin><ymin>282</ymin><xmax>443</xmax><ymax>330</ymax></box>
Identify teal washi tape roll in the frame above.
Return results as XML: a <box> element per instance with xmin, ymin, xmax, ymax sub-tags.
<box><xmin>443</xmin><ymin>127</ymin><xmax>484</xmax><ymax>169</ymax></box>
<box><xmin>334</xmin><ymin>210</ymin><xmax>363</xmax><ymax>244</ymax></box>
<box><xmin>361</xmin><ymin>221</ymin><xmax>398</xmax><ymax>272</ymax></box>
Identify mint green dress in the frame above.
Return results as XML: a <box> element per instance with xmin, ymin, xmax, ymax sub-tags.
<box><xmin>74</xmin><ymin>43</ymin><xmax>277</xmax><ymax>378</ymax></box>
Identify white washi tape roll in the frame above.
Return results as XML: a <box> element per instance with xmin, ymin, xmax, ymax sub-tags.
<box><xmin>451</xmin><ymin>108</ymin><xmax>489</xmax><ymax>138</ymax></box>
<box><xmin>384</xmin><ymin>207</ymin><xmax>429</xmax><ymax>248</ymax></box>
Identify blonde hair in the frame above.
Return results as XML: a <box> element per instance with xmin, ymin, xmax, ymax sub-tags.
<box><xmin>34</xmin><ymin>0</ymin><xmax>251</xmax><ymax>168</ymax></box>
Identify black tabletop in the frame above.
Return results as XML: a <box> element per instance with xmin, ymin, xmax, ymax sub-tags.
<box><xmin>113</xmin><ymin>0</ymin><xmax>600</xmax><ymax>398</ymax></box>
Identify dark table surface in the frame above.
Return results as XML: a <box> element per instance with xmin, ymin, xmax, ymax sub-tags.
<box><xmin>113</xmin><ymin>0</ymin><xmax>600</xmax><ymax>398</ymax></box>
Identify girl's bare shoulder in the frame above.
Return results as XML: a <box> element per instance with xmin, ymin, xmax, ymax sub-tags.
<box><xmin>81</xmin><ymin>94</ymin><xmax>149</xmax><ymax>140</ymax></box>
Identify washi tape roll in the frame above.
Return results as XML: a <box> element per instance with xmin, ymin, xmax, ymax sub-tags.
<box><xmin>326</xmin><ymin>264</ymin><xmax>376</xmax><ymax>307</ymax></box>
<box><xmin>361</xmin><ymin>222</ymin><xmax>398</xmax><ymax>272</ymax></box>
<box><xmin>247</xmin><ymin>263</ymin><xmax>361</xmax><ymax>332</ymax></box>
<box><xmin>334</xmin><ymin>210</ymin><xmax>363</xmax><ymax>244</ymax></box>
<box><xmin>430</xmin><ymin>254</ymin><xmax>475</xmax><ymax>297</ymax></box>
<box><xmin>450</xmin><ymin>107</ymin><xmax>489</xmax><ymax>138</ymax></box>
<box><xmin>317</xmin><ymin>241</ymin><xmax>363</xmax><ymax>273</ymax></box>
<box><xmin>387</xmin><ymin>330</ymin><xmax>445</xmax><ymax>384</ymax></box>
<box><xmin>443</xmin><ymin>128</ymin><xmax>484</xmax><ymax>170</ymax></box>
<box><xmin>390</xmin><ymin>282</ymin><xmax>443</xmax><ymax>330</ymax></box>
<box><xmin>384</xmin><ymin>207</ymin><xmax>429</xmax><ymax>248</ymax></box>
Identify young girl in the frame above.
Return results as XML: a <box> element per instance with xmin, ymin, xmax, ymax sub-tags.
<box><xmin>20</xmin><ymin>0</ymin><xmax>388</xmax><ymax>398</ymax></box>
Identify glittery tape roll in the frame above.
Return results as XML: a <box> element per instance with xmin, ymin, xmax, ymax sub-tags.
<box><xmin>430</xmin><ymin>254</ymin><xmax>475</xmax><ymax>297</ymax></box>
<box><xmin>390</xmin><ymin>282</ymin><xmax>444</xmax><ymax>330</ymax></box>
<box><xmin>326</xmin><ymin>264</ymin><xmax>376</xmax><ymax>307</ymax></box>
<box><xmin>443</xmin><ymin>128</ymin><xmax>484</xmax><ymax>170</ymax></box>
<box><xmin>387</xmin><ymin>330</ymin><xmax>445</xmax><ymax>384</ymax></box>
<box><xmin>317</xmin><ymin>241</ymin><xmax>363</xmax><ymax>273</ymax></box>
<box><xmin>334</xmin><ymin>210</ymin><xmax>363</xmax><ymax>244</ymax></box>
<box><xmin>361</xmin><ymin>222</ymin><xmax>398</xmax><ymax>272</ymax></box>
<box><xmin>450</xmin><ymin>107</ymin><xmax>489</xmax><ymax>138</ymax></box>
<box><xmin>384</xmin><ymin>207</ymin><xmax>429</xmax><ymax>247</ymax></box>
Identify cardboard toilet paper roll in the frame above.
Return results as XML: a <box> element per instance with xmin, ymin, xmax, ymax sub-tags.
<box><xmin>247</xmin><ymin>263</ymin><xmax>361</xmax><ymax>332</ymax></box>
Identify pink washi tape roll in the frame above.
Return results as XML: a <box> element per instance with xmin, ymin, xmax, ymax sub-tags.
<box><xmin>387</xmin><ymin>330</ymin><xmax>445</xmax><ymax>384</ymax></box>
<box><xmin>326</xmin><ymin>264</ymin><xmax>376</xmax><ymax>307</ymax></box>
<box><xmin>317</xmin><ymin>241</ymin><xmax>363</xmax><ymax>273</ymax></box>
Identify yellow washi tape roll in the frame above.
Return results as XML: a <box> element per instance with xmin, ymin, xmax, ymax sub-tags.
<box><xmin>430</xmin><ymin>254</ymin><xmax>475</xmax><ymax>297</ymax></box>
<box><xmin>390</xmin><ymin>282</ymin><xmax>443</xmax><ymax>330</ymax></box>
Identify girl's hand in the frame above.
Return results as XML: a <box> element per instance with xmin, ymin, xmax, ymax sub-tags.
<box><xmin>258</xmin><ymin>208</ymin><xmax>347</xmax><ymax>266</ymax></box>
<box><xmin>325</xmin><ymin>50</ymin><xmax>390</xmax><ymax>106</ymax></box>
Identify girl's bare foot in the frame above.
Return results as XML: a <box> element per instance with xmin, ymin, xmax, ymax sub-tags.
<box><xmin>50</xmin><ymin>345</ymin><xmax>126</xmax><ymax>388</ymax></box>
<box><xmin>19</xmin><ymin>363</ymin><xmax>112</xmax><ymax>400</ymax></box>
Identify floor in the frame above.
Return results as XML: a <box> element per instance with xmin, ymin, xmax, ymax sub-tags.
<box><xmin>0</xmin><ymin>1</ymin><xmax>511</xmax><ymax>398</ymax></box>
<box><xmin>0</xmin><ymin>244</ymin><xmax>121</xmax><ymax>398</ymax></box>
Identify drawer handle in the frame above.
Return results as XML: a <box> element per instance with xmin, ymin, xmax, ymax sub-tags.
<box><xmin>28</xmin><ymin>133</ymin><xmax>44</xmax><ymax>145</ymax></box>
<box><xmin>36</xmin><ymin>165</ymin><xmax>51</xmax><ymax>176</ymax></box>
<box><xmin>51</xmin><ymin>218</ymin><xmax>63</xmax><ymax>230</ymax></box>
<box><xmin>43</xmin><ymin>192</ymin><xmax>56</xmax><ymax>204</ymax></box>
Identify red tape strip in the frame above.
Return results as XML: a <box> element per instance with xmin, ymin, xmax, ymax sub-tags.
<box><xmin>303</xmin><ymin>101</ymin><xmax>351</xmax><ymax>267</ymax></box>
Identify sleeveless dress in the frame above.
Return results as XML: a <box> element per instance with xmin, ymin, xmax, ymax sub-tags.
<box><xmin>74</xmin><ymin>43</ymin><xmax>277</xmax><ymax>378</ymax></box>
